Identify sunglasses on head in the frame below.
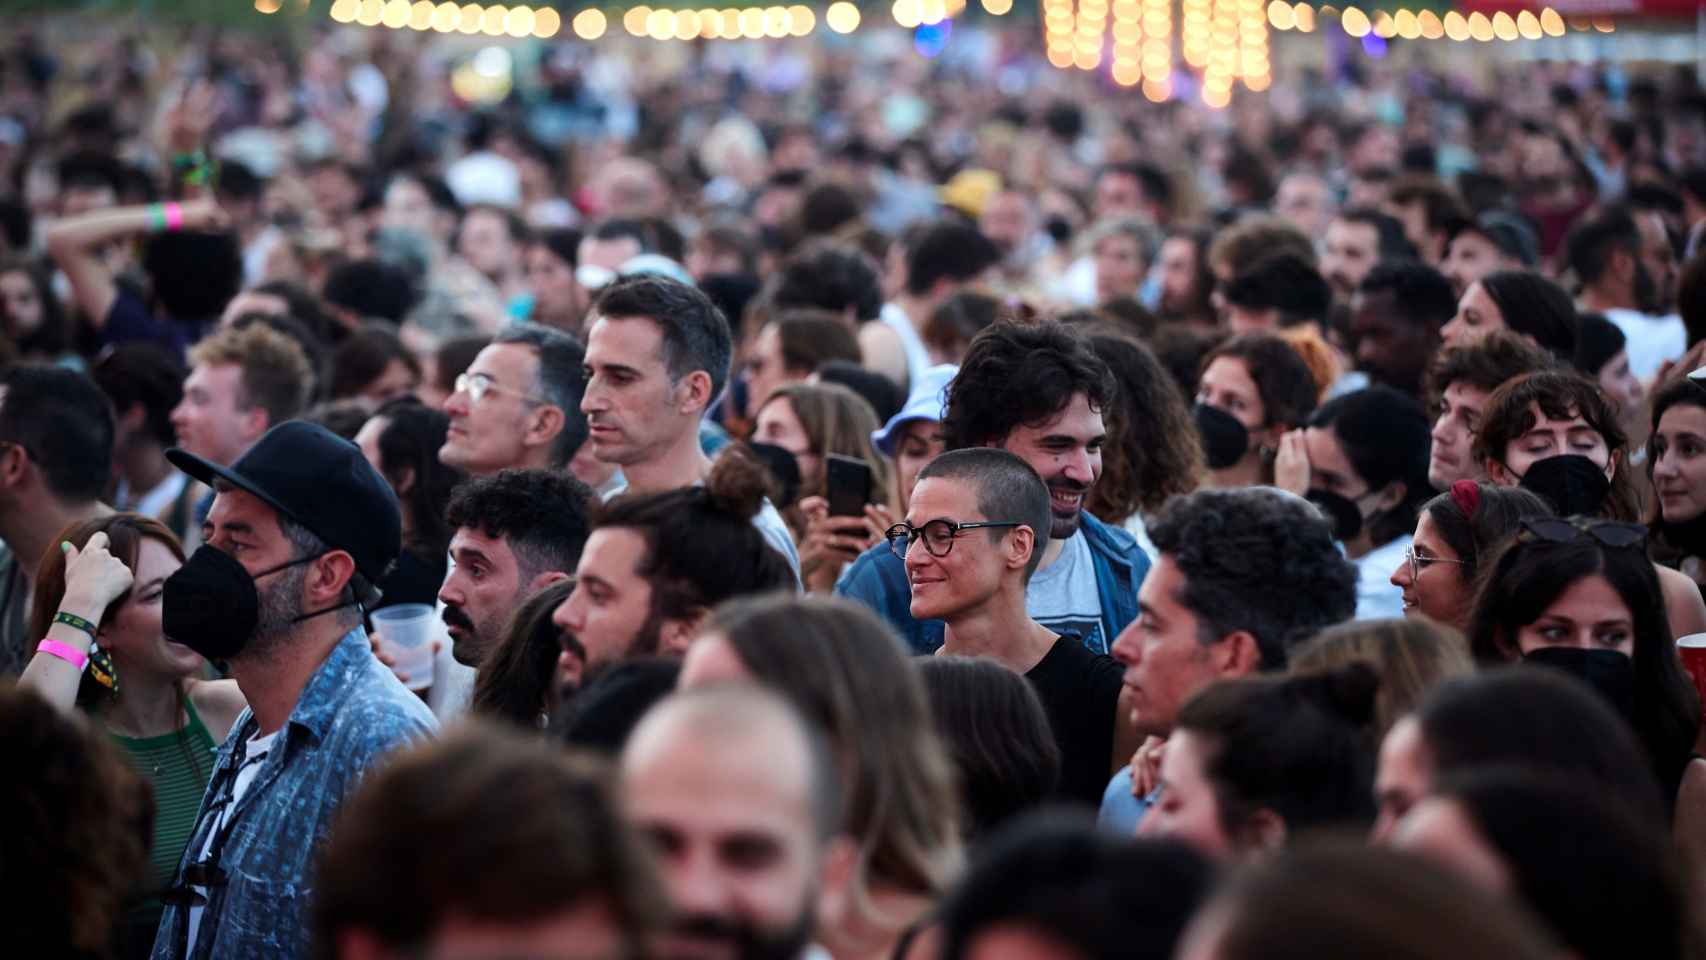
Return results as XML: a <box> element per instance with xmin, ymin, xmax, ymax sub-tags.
<box><xmin>1518</xmin><ymin>516</ymin><xmax>1647</xmax><ymax>549</ymax></box>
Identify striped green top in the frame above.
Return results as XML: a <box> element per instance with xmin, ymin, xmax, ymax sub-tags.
<box><xmin>111</xmin><ymin>696</ymin><xmax>219</xmax><ymax>898</ymax></box>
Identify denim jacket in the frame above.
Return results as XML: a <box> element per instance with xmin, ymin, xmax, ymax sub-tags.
<box><xmin>151</xmin><ymin>627</ymin><xmax>438</xmax><ymax>960</ymax></box>
<box><xmin>835</xmin><ymin>511</ymin><xmax>1149</xmax><ymax>655</ymax></box>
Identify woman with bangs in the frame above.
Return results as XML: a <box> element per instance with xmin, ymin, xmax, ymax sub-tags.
<box><xmin>1473</xmin><ymin>368</ymin><xmax>1706</xmax><ymax>639</ymax></box>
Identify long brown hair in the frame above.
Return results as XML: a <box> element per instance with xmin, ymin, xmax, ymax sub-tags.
<box><xmin>30</xmin><ymin>514</ymin><xmax>188</xmax><ymax>708</ymax></box>
<box><xmin>470</xmin><ymin>578</ymin><xmax>576</xmax><ymax>730</ymax></box>
<box><xmin>763</xmin><ymin>382</ymin><xmax>894</xmax><ymax>507</ymax></box>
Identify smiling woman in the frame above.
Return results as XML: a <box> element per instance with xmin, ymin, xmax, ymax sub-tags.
<box><xmin>1647</xmin><ymin>372</ymin><xmax>1706</xmax><ymax>582</ymax></box>
<box><xmin>20</xmin><ymin>513</ymin><xmax>247</xmax><ymax>954</ymax></box>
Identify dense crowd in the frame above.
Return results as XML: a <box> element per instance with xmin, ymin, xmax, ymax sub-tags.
<box><xmin>3</xmin><ymin>13</ymin><xmax>1706</xmax><ymax>960</ymax></box>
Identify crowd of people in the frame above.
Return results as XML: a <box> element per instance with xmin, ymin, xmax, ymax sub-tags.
<box><xmin>4</xmin><ymin>13</ymin><xmax>1706</xmax><ymax>960</ymax></box>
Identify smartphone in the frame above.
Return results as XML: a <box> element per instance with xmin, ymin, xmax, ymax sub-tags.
<box><xmin>825</xmin><ymin>454</ymin><xmax>875</xmax><ymax>517</ymax></box>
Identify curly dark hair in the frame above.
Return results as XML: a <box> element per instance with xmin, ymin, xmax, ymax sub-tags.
<box><xmin>1147</xmin><ymin>487</ymin><xmax>1359</xmax><ymax>669</ymax></box>
<box><xmin>1</xmin><ymin>686</ymin><xmax>152</xmax><ymax>959</ymax></box>
<box><xmin>770</xmin><ymin>241</ymin><xmax>885</xmax><ymax>324</ymax></box>
<box><xmin>1087</xmin><ymin>332</ymin><xmax>1202</xmax><ymax>521</ymax></box>
<box><xmin>940</xmin><ymin>321</ymin><xmax>1115</xmax><ymax>451</ymax></box>
<box><xmin>1199</xmin><ymin>333</ymin><xmax>1319</xmax><ymax>430</ymax></box>
<box><xmin>1424</xmin><ymin>330</ymin><xmax>1555</xmax><ymax>413</ymax></box>
<box><xmin>444</xmin><ymin>468</ymin><xmax>595</xmax><ymax>583</ymax></box>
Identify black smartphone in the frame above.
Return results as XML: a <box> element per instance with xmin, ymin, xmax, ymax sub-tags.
<box><xmin>825</xmin><ymin>454</ymin><xmax>875</xmax><ymax>517</ymax></box>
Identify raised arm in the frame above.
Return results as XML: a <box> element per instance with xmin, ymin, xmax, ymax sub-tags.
<box><xmin>18</xmin><ymin>533</ymin><xmax>134</xmax><ymax>717</ymax></box>
<box><xmin>44</xmin><ymin>199</ymin><xmax>228</xmax><ymax>330</ymax></box>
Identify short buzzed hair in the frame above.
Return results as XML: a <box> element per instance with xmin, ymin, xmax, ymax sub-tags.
<box><xmin>915</xmin><ymin>448</ymin><xmax>1053</xmax><ymax>583</ymax></box>
<box><xmin>624</xmin><ymin>684</ymin><xmax>844</xmax><ymax>841</ymax></box>
<box><xmin>186</xmin><ymin>323</ymin><xmax>315</xmax><ymax>427</ymax></box>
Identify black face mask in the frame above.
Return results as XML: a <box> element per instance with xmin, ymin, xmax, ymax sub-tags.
<box><xmin>1194</xmin><ymin>403</ymin><xmax>1251</xmax><ymax>471</ymax></box>
<box><xmin>163</xmin><ymin>546</ymin><xmax>327</xmax><ymax>661</ymax></box>
<box><xmin>1523</xmin><ymin>646</ymin><xmax>1636</xmax><ymax>723</ymax></box>
<box><xmin>1308</xmin><ymin>489</ymin><xmax>1369</xmax><ymax>542</ymax></box>
<box><xmin>1517</xmin><ymin>454</ymin><xmax>1611</xmax><ymax>518</ymax></box>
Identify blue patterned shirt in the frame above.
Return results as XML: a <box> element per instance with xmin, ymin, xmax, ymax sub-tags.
<box><xmin>150</xmin><ymin>627</ymin><xmax>438</xmax><ymax>959</ymax></box>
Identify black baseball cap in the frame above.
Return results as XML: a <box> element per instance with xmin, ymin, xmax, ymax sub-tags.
<box><xmin>167</xmin><ymin>420</ymin><xmax>402</xmax><ymax>586</ymax></box>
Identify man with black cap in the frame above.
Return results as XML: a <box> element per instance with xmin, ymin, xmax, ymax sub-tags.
<box><xmin>150</xmin><ymin>421</ymin><xmax>437</xmax><ymax>960</ymax></box>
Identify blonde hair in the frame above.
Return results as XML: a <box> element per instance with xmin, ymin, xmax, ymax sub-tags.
<box><xmin>188</xmin><ymin>322</ymin><xmax>315</xmax><ymax>425</ymax></box>
<box><xmin>1289</xmin><ymin>618</ymin><xmax>1474</xmax><ymax>735</ymax></box>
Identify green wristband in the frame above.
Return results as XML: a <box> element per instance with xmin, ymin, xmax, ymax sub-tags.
<box><xmin>53</xmin><ymin>610</ymin><xmax>98</xmax><ymax>638</ymax></box>
<box><xmin>145</xmin><ymin>203</ymin><xmax>168</xmax><ymax>233</ymax></box>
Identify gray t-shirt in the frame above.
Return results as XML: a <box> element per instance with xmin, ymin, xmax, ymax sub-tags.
<box><xmin>1025</xmin><ymin>530</ymin><xmax>1108</xmax><ymax>654</ymax></box>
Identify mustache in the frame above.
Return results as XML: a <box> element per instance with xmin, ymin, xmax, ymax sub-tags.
<box><xmin>442</xmin><ymin>604</ymin><xmax>474</xmax><ymax>632</ymax></box>
<box><xmin>559</xmin><ymin>628</ymin><xmax>585</xmax><ymax>662</ymax></box>
<box><xmin>1048</xmin><ymin>478</ymin><xmax>1090</xmax><ymax>495</ymax></box>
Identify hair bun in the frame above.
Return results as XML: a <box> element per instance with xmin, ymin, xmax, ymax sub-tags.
<box><xmin>704</xmin><ymin>445</ymin><xmax>770</xmax><ymax>521</ymax></box>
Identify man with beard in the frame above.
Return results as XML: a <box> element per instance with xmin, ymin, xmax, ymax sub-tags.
<box><xmin>838</xmin><ymin>321</ymin><xmax>1150</xmax><ymax>656</ymax></box>
<box><xmin>1319</xmin><ymin>207</ymin><xmax>1414</xmax><ymax>302</ymax></box>
<box><xmin>439</xmin><ymin>469</ymin><xmax>592</xmax><ymax>669</ymax></box>
<box><xmin>152</xmin><ymin>421</ymin><xmax>436</xmax><ymax>959</ymax></box>
<box><xmin>620</xmin><ymin>684</ymin><xmax>850</xmax><ymax>960</ymax></box>
<box><xmin>551</xmin><ymin>447</ymin><xmax>795</xmax><ymax>686</ymax></box>
<box><xmin>1566</xmin><ymin>204</ymin><xmax>1685</xmax><ymax>383</ymax></box>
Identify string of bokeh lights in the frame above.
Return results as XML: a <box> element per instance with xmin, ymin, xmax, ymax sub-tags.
<box><xmin>296</xmin><ymin>0</ymin><xmax>1617</xmax><ymax>106</ymax></box>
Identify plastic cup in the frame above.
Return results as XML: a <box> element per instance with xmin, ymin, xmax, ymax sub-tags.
<box><xmin>1678</xmin><ymin>634</ymin><xmax>1706</xmax><ymax>709</ymax></box>
<box><xmin>371</xmin><ymin>603</ymin><xmax>436</xmax><ymax>691</ymax></box>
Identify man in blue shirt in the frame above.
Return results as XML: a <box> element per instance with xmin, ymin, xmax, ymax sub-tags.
<box><xmin>1099</xmin><ymin>487</ymin><xmax>1357</xmax><ymax>832</ymax></box>
<box><xmin>151</xmin><ymin>421</ymin><xmax>437</xmax><ymax>959</ymax></box>
<box><xmin>837</xmin><ymin>320</ymin><xmax>1149</xmax><ymax>655</ymax></box>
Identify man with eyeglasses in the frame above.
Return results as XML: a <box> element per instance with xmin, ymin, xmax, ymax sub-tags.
<box><xmin>426</xmin><ymin>323</ymin><xmax>588</xmax><ymax>715</ymax></box>
<box><xmin>439</xmin><ymin>323</ymin><xmax>588</xmax><ymax>478</ymax></box>
<box><xmin>899</xmin><ymin>447</ymin><xmax>1136</xmax><ymax>808</ymax></box>
<box><xmin>838</xmin><ymin>321</ymin><xmax>1149</xmax><ymax>657</ymax></box>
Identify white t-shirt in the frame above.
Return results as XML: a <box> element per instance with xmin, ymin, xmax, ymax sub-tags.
<box><xmin>1603</xmin><ymin>307</ymin><xmax>1686</xmax><ymax>383</ymax></box>
<box><xmin>185</xmin><ymin>727</ymin><xmax>279</xmax><ymax>956</ymax></box>
<box><xmin>1355</xmin><ymin>534</ymin><xmax>1411</xmax><ymax>621</ymax></box>
<box><xmin>879</xmin><ymin>302</ymin><xmax>933</xmax><ymax>391</ymax></box>
<box><xmin>1025</xmin><ymin>529</ymin><xmax>1111</xmax><ymax>654</ymax></box>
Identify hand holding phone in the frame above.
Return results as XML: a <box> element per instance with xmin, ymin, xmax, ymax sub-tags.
<box><xmin>825</xmin><ymin>454</ymin><xmax>875</xmax><ymax>517</ymax></box>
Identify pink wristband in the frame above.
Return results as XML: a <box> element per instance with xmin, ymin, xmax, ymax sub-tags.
<box><xmin>163</xmin><ymin>201</ymin><xmax>184</xmax><ymax>232</ymax></box>
<box><xmin>37</xmin><ymin>639</ymin><xmax>89</xmax><ymax>672</ymax></box>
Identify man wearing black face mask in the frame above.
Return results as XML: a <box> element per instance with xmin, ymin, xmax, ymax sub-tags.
<box><xmin>151</xmin><ymin>421</ymin><xmax>437</xmax><ymax>960</ymax></box>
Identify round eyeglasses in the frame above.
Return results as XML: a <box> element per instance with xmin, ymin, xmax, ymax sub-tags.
<box><xmin>886</xmin><ymin>519</ymin><xmax>1023</xmax><ymax>560</ymax></box>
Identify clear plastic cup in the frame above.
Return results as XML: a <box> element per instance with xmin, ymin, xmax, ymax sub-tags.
<box><xmin>371</xmin><ymin>603</ymin><xmax>436</xmax><ymax>691</ymax></box>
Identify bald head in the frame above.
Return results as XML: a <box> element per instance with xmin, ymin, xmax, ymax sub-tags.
<box><xmin>620</xmin><ymin>686</ymin><xmax>844</xmax><ymax>958</ymax></box>
<box><xmin>623</xmin><ymin>685</ymin><xmax>841</xmax><ymax>840</ymax></box>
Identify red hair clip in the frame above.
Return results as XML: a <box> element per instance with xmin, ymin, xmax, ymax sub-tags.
<box><xmin>1450</xmin><ymin>479</ymin><xmax>1481</xmax><ymax>518</ymax></box>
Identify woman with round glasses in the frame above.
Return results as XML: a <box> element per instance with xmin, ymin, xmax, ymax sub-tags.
<box><xmin>1388</xmin><ymin>482</ymin><xmax>1552</xmax><ymax>631</ymax></box>
<box><xmin>1466</xmin><ymin>517</ymin><xmax>1706</xmax><ymax>863</ymax></box>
